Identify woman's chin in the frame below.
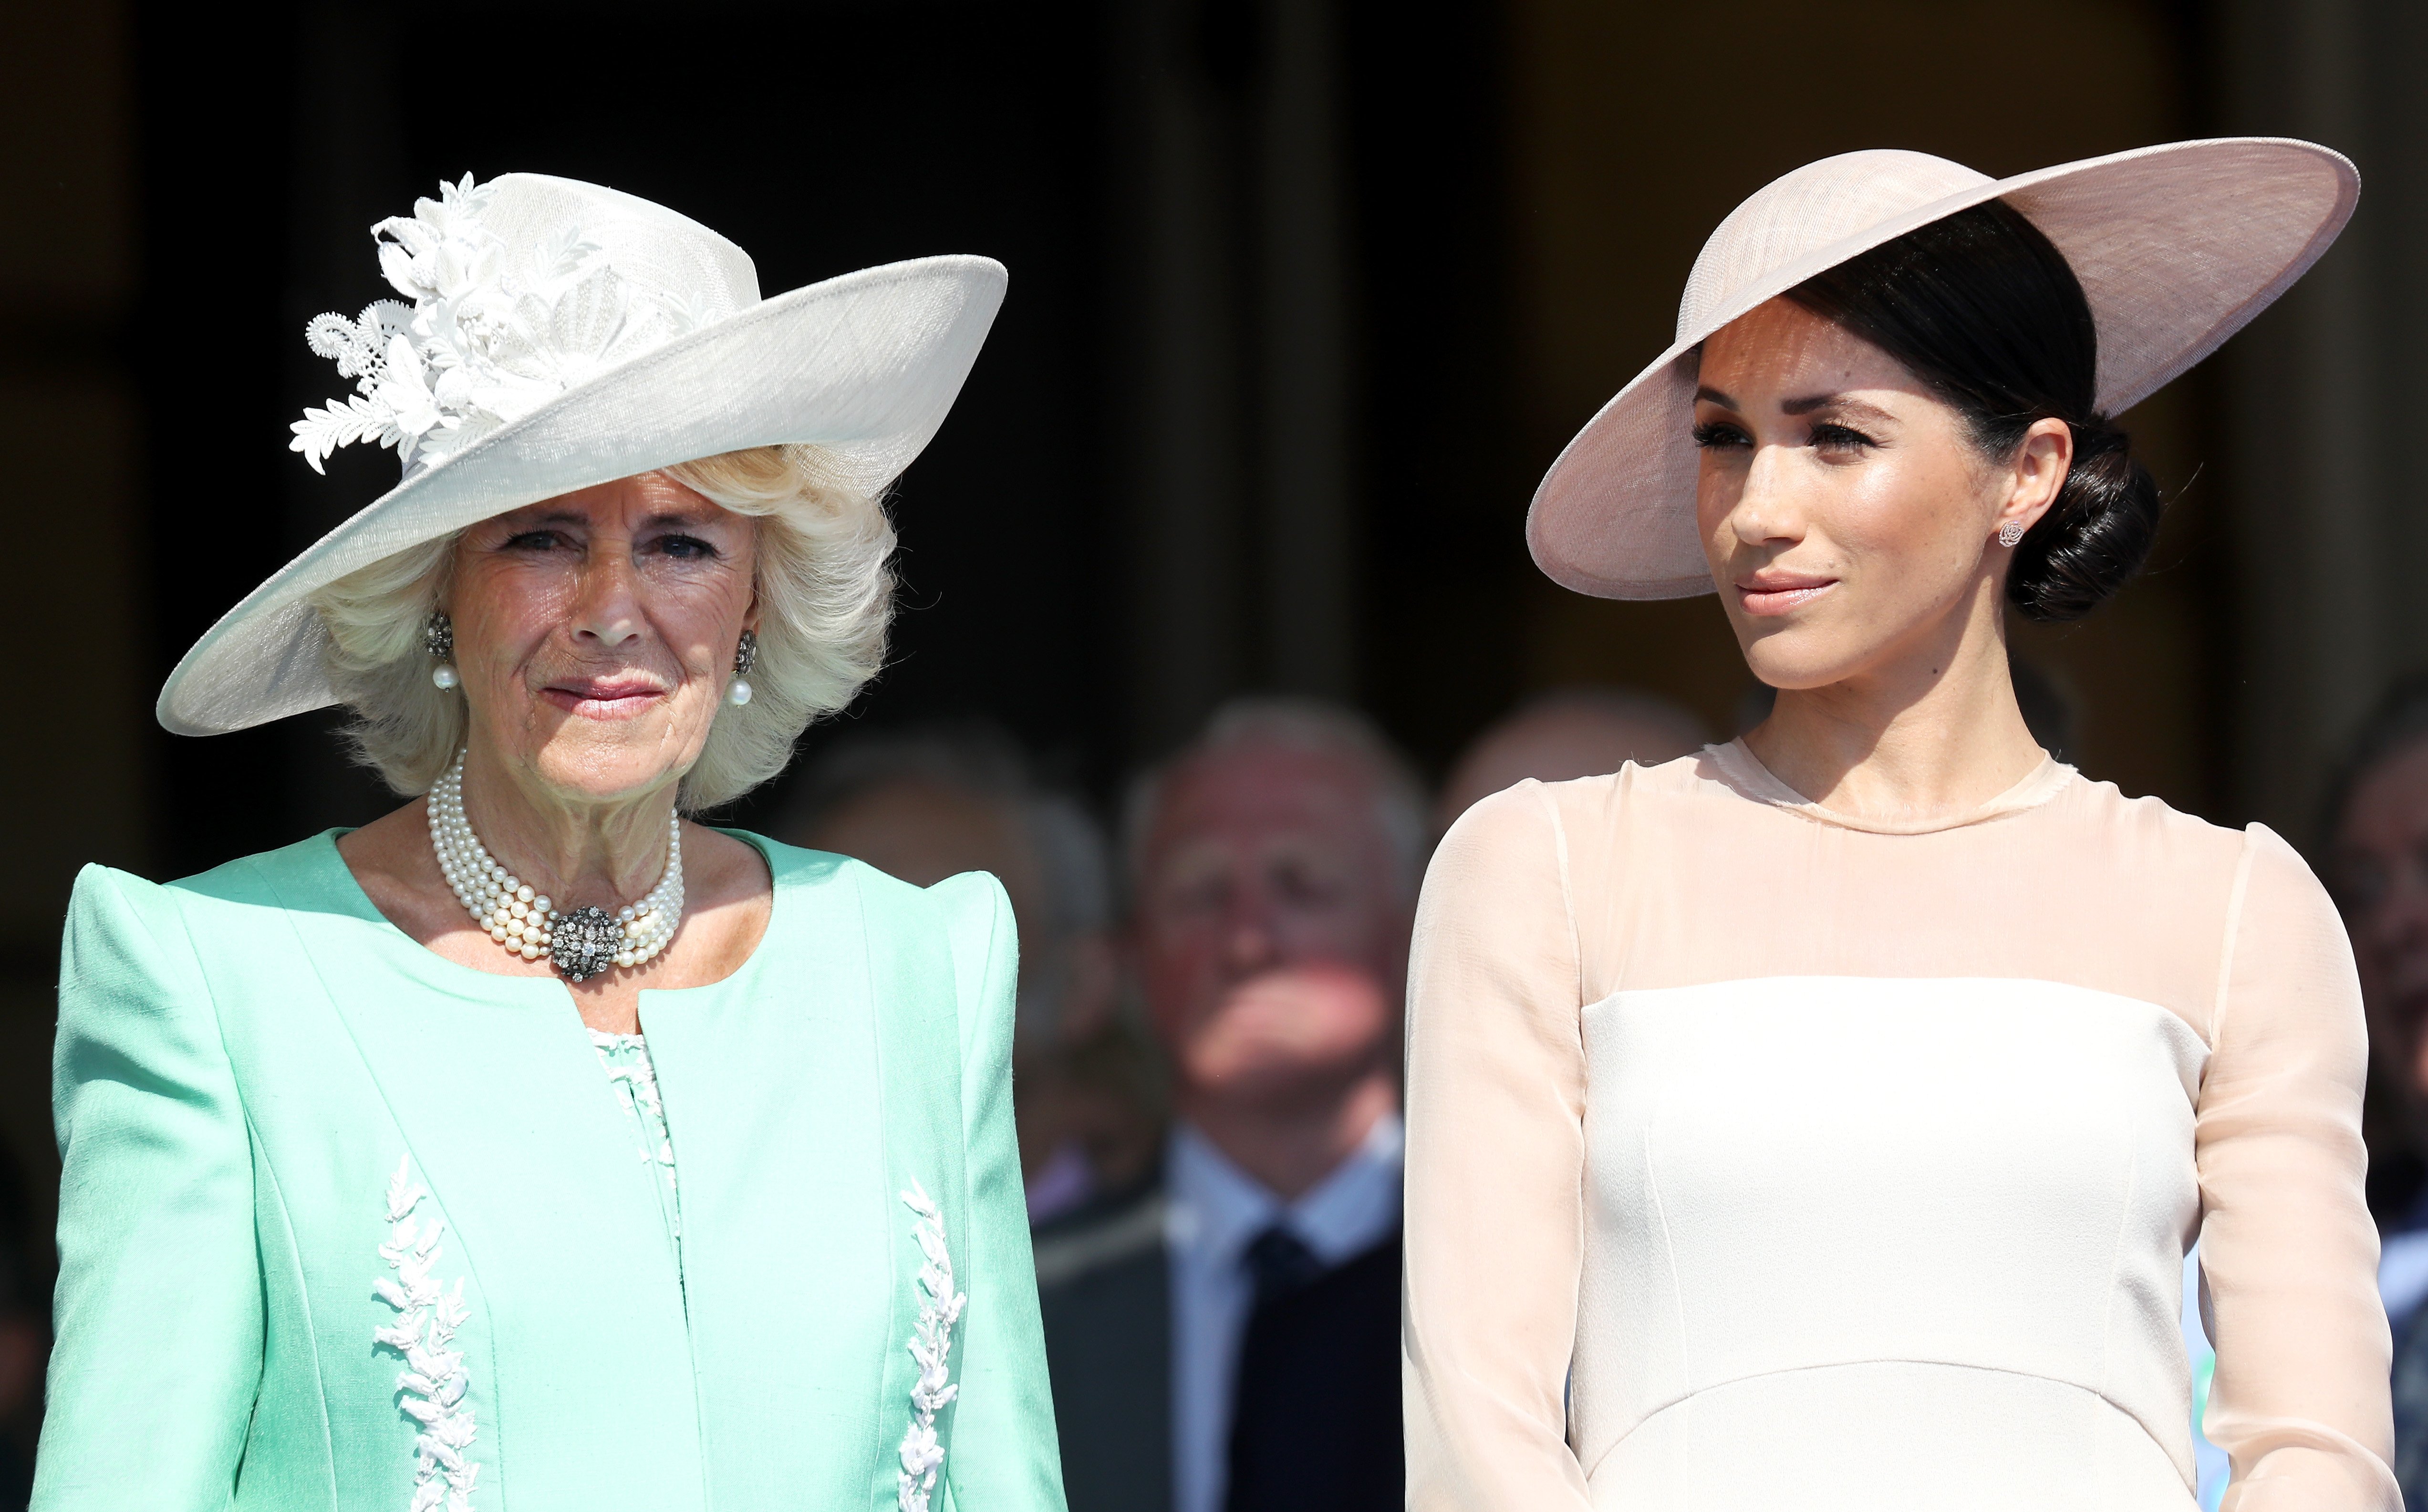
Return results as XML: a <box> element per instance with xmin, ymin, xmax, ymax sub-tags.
<box><xmin>504</xmin><ymin>723</ymin><xmax>704</xmax><ymax>805</ymax></box>
<box><xmin>1739</xmin><ymin>637</ymin><xmax>1869</xmax><ymax>694</ymax></box>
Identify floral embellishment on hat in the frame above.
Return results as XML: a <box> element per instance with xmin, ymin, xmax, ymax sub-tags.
<box><xmin>291</xmin><ymin>174</ymin><xmax>714</xmax><ymax>477</ymax></box>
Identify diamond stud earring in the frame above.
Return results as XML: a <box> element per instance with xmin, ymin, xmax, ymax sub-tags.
<box><xmin>425</xmin><ymin>610</ymin><xmax>459</xmax><ymax>690</ymax></box>
<box><xmin>727</xmin><ymin>629</ymin><xmax>758</xmax><ymax>707</ymax></box>
<box><xmin>1997</xmin><ymin>519</ymin><xmax>2027</xmax><ymax>549</ymax></box>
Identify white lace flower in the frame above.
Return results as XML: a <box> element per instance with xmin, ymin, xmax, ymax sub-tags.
<box><xmin>896</xmin><ymin>1182</ymin><xmax>968</xmax><ymax>1512</ymax></box>
<box><xmin>374</xmin><ymin>1157</ymin><xmax>478</xmax><ymax>1512</ymax></box>
<box><xmin>291</xmin><ymin>173</ymin><xmax>701</xmax><ymax>478</ymax></box>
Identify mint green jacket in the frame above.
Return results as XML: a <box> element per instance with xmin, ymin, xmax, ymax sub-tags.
<box><xmin>35</xmin><ymin>831</ymin><xmax>1068</xmax><ymax>1512</ymax></box>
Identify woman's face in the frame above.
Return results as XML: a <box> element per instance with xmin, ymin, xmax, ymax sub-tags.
<box><xmin>447</xmin><ymin>471</ymin><xmax>757</xmax><ymax>803</ymax></box>
<box><xmin>1691</xmin><ymin>297</ymin><xmax>2062</xmax><ymax>691</ymax></box>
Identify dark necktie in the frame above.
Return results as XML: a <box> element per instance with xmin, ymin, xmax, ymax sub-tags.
<box><xmin>1225</xmin><ymin>1224</ymin><xmax>1402</xmax><ymax>1512</ymax></box>
<box><xmin>1239</xmin><ymin>1223</ymin><xmax>1323</xmax><ymax>1304</ymax></box>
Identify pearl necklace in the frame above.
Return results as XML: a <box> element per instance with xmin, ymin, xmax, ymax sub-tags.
<box><xmin>427</xmin><ymin>751</ymin><xmax>684</xmax><ymax>983</ymax></box>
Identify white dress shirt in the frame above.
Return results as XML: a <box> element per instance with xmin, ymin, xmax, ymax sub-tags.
<box><xmin>1164</xmin><ymin>1112</ymin><xmax>1404</xmax><ymax>1512</ymax></box>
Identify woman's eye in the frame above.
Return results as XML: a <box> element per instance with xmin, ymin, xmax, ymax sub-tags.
<box><xmin>502</xmin><ymin>530</ymin><xmax>564</xmax><ymax>551</ymax></box>
<box><xmin>653</xmin><ymin>534</ymin><xmax>718</xmax><ymax>561</ymax></box>
<box><xmin>1810</xmin><ymin>422</ymin><xmax>1877</xmax><ymax>454</ymax></box>
<box><xmin>1691</xmin><ymin>421</ymin><xmax>1751</xmax><ymax>450</ymax></box>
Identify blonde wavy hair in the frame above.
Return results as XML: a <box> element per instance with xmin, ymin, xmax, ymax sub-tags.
<box><xmin>306</xmin><ymin>444</ymin><xmax>894</xmax><ymax>810</ymax></box>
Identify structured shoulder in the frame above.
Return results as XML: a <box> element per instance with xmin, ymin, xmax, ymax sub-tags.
<box><xmin>64</xmin><ymin>829</ymin><xmax>342</xmax><ymax>975</ymax></box>
<box><xmin>923</xmin><ymin>869</ymin><xmax>1014</xmax><ymax>952</ymax></box>
<box><xmin>168</xmin><ymin>831</ymin><xmax>355</xmax><ymax>906</ymax></box>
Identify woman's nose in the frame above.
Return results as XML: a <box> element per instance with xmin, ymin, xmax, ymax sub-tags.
<box><xmin>571</xmin><ymin>548</ymin><xmax>645</xmax><ymax>647</ymax></box>
<box><xmin>1731</xmin><ymin>444</ymin><xmax>1802</xmax><ymax>546</ymax></box>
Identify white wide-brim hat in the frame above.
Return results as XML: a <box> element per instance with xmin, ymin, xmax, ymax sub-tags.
<box><xmin>159</xmin><ymin>172</ymin><xmax>1008</xmax><ymax>735</ymax></box>
<box><xmin>1529</xmin><ymin>137</ymin><xmax>2359</xmax><ymax>600</ymax></box>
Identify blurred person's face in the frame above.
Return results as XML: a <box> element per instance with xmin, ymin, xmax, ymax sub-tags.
<box><xmin>448</xmin><ymin>472</ymin><xmax>757</xmax><ymax>805</ymax></box>
<box><xmin>794</xmin><ymin>777</ymin><xmax>1114</xmax><ymax>1041</ymax></box>
<box><xmin>1692</xmin><ymin>298</ymin><xmax>2068</xmax><ymax>691</ymax></box>
<box><xmin>2330</xmin><ymin>738</ymin><xmax>2428</xmax><ymax>1135</ymax></box>
<box><xmin>1135</xmin><ymin>745</ymin><xmax>1410</xmax><ymax>1117</ymax></box>
<box><xmin>801</xmin><ymin>777</ymin><xmax>1044</xmax><ymax>899</ymax></box>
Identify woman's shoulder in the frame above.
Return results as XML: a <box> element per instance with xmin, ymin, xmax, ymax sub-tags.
<box><xmin>1436</xmin><ymin>749</ymin><xmax>1733</xmax><ymax>859</ymax></box>
<box><xmin>59</xmin><ymin>833</ymin><xmax>355</xmax><ymax>1015</ymax></box>
<box><xmin>727</xmin><ymin>831</ymin><xmax>1013</xmax><ymax>952</ymax></box>
<box><xmin>70</xmin><ymin>831</ymin><xmax>348</xmax><ymax>934</ymax></box>
<box><xmin>2047</xmin><ymin>769</ymin><xmax>2286</xmax><ymax>879</ymax></box>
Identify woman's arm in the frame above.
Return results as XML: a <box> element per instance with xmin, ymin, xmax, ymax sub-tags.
<box><xmin>1404</xmin><ymin>784</ymin><xmax>1595</xmax><ymax>1511</ymax></box>
<box><xmin>932</xmin><ymin>871</ymin><xmax>1069</xmax><ymax>1512</ymax></box>
<box><xmin>2198</xmin><ymin>825</ymin><xmax>2398</xmax><ymax>1511</ymax></box>
<box><xmin>35</xmin><ymin>866</ymin><xmax>264</xmax><ymax>1510</ymax></box>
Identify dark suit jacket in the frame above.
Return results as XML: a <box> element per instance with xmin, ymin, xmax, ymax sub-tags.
<box><xmin>1032</xmin><ymin>1184</ymin><xmax>1401</xmax><ymax>1512</ymax></box>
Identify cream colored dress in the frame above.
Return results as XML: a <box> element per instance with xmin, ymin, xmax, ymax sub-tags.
<box><xmin>1403</xmin><ymin>743</ymin><xmax>2396</xmax><ymax>1512</ymax></box>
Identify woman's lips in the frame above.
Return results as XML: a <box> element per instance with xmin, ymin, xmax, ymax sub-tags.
<box><xmin>540</xmin><ymin>680</ymin><xmax>667</xmax><ymax>719</ymax></box>
<box><xmin>1736</xmin><ymin>577</ymin><xmax>1837</xmax><ymax>617</ymax></box>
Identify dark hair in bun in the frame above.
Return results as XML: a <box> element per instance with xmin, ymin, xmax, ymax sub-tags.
<box><xmin>1784</xmin><ymin>199</ymin><xmax>2163</xmax><ymax>623</ymax></box>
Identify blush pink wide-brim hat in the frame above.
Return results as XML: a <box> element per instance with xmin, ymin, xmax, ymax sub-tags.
<box><xmin>158</xmin><ymin>172</ymin><xmax>1007</xmax><ymax>736</ymax></box>
<box><xmin>1528</xmin><ymin>137</ymin><xmax>2359</xmax><ymax>600</ymax></box>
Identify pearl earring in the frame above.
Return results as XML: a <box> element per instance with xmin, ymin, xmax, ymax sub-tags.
<box><xmin>1997</xmin><ymin>519</ymin><xmax>2027</xmax><ymax>548</ymax></box>
<box><xmin>424</xmin><ymin>610</ymin><xmax>459</xmax><ymax>690</ymax></box>
<box><xmin>727</xmin><ymin>629</ymin><xmax>758</xmax><ymax>707</ymax></box>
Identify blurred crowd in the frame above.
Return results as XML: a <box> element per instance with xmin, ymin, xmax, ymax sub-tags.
<box><xmin>775</xmin><ymin>687</ymin><xmax>1709</xmax><ymax>1512</ymax></box>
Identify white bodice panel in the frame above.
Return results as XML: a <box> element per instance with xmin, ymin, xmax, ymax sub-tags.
<box><xmin>1574</xmin><ymin>975</ymin><xmax>2209</xmax><ymax>1509</ymax></box>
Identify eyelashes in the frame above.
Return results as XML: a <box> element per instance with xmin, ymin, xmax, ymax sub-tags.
<box><xmin>1690</xmin><ymin>420</ymin><xmax>1881</xmax><ymax>452</ymax></box>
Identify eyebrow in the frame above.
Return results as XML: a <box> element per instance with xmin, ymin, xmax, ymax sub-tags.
<box><xmin>502</xmin><ymin>509</ymin><xmax>718</xmax><ymax>531</ymax></box>
<box><xmin>1696</xmin><ymin>385</ymin><xmax>1898</xmax><ymax>426</ymax></box>
<box><xmin>1782</xmin><ymin>394</ymin><xmax>1897</xmax><ymax>425</ymax></box>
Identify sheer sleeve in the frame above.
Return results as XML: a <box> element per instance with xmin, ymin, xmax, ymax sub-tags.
<box><xmin>2198</xmin><ymin>824</ymin><xmax>2397</xmax><ymax>1511</ymax></box>
<box><xmin>1403</xmin><ymin>783</ymin><xmax>1594</xmax><ymax>1510</ymax></box>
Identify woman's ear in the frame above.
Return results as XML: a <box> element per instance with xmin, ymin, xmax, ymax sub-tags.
<box><xmin>1997</xmin><ymin>416</ymin><xmax>2075</xmax><ymax>539</ymax></box>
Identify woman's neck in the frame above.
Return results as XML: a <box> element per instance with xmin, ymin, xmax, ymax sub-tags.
<box><xmin>456</xmin><ymin>741</ymin><xmax>680</xmax><ymax>909</ymax></box>
<box><xmin>1742</xmin><ymin>588</ymin><xmax>2046</xmax><ymax>826</ymax></box>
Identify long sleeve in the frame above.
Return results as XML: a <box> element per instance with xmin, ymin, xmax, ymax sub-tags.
<box><xmin>1403</xmin><ymin>784</ymin><xmax>1594</xmax><ymax>1511</ymax></box>
<box><xmin>35</xmin><ymin>866</ymin><xmax>264</xmax><ymax>1510</ymax></box>
<box><xmin>2198</xmin><ymin>825</ymin><xmax>2398</xmax><ymax>1511</ymax></box>
<box><xmin>934</xmin><ymin>870</ymin><xmax>1069</xmax><ymax>1512</ymax></box>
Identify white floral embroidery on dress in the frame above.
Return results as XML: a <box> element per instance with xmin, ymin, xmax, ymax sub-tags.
<box><xmin>373</xmin><ymin>1157</ymin><xmax>478</xmax><ymax>1512</ymax></box>
<box><xmin>590</xmin><ymin>1029</ymin><xmax>680</xmax><ymax>1235</ymax></box>
<box><xmin>291</xmin><ymin>174</ymin><xmax>718</xmax><ymax>477</ymax></box>
<box><xmin>896</xmin><ymin>1182</ymin><xmax>968</xmax><ymax>1512</ymax></box>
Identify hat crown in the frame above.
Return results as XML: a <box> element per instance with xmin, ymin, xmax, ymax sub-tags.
<box><xmin>1678</xmin><ymin>150</ymin><xmax>1992</xmax><ymax>342</ymax></box>
<box><xmin>474</xmin><ymin>174</ymin><xmax>763</xmax><ymax>318</ymax></box>
<box><xmin>291</xmin><ymin>173</ymin><xmax>767</xmax><ymax>478</ymax></box>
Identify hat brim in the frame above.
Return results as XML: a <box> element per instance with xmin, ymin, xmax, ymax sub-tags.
<box><xmin>159</xmin><ymin>254</ymin><xmax>1007</xmax><ymax>735</ymax></box>
<box><xmin>1526</xmin><ymin>137</ymin><xmax>2359</xmax><ymax>600</ymax></box>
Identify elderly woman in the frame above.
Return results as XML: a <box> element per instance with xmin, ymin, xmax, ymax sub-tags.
<box><xmin>38</xmin><ymin>175</ymin><xmax>1065</xmax><ymax>1512</ymax></box>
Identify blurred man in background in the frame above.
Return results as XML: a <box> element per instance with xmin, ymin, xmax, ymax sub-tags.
<box><xmin>2318</xmin><ymin>672</ymin><xmax>2428</xmax><ymax>1507</ymax></box>
<box><xmin>774</xmin><ymin>723</ymin><xmax>1158</xmax><ymax>1221</ymax></box>
<box><xmin>1433</xmin><ymin>685</ymin><xmax>1709</xmax><ymax>834</ymax></box>
<box><xmin>1035</xmin><ymin>699</ymin><xmax>1419</xmax><ymax>1512</ymax></box>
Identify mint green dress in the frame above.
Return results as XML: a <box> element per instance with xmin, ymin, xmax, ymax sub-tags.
<box><xmin>34</xmin><ymin>830</ymin><xmax>1068</xmax><ymax>1512</ymax></box>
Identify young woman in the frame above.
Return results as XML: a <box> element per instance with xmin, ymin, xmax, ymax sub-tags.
<box><xmin>1403</xmin><ymin>142</ymin><xmax>2391</xmax><ymax>1511</ymax></box>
